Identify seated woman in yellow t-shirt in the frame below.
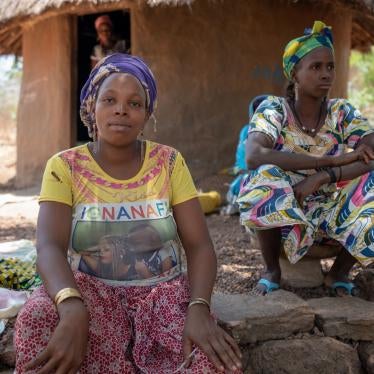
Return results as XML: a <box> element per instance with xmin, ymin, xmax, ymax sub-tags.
<box><xmin>14</xmin><ymin>53</ymin><xmax>242</xmax><ymax>374</ymax></box>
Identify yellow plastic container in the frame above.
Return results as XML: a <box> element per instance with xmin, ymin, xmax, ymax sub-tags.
<box><xmin>198</xmin><ymin>191</ymin><xmax>222</xmax><ymax>214</ymax></box>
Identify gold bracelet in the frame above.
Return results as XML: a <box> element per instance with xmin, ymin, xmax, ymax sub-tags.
<box><xmin>188</xmin><ymin>297</ymin><xmax>210</xmax><ymax>310</ymax></box>
<box><xmin>54</xmin><ymin>288</ymin><xmax>83</xmax><ymax>306</ymax></box>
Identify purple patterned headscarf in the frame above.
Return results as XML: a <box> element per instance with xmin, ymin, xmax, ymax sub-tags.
<box><xmin>80</xmin><ymin>53</ymin><xmax>157</xmax><ymax>138</ymax></box>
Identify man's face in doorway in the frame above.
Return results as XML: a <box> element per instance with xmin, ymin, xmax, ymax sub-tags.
<box><xmin>97</xmin><ymin>24</ymin><xmax>112</xmax><ymax>46</ymax></box>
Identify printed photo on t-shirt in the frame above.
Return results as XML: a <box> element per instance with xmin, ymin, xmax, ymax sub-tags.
<box><xmin>69</xmin><ymin>209</ymin><xmax>181</xmax><ymax>284</ymax></box>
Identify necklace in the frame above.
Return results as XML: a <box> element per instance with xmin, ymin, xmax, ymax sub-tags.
<box><xmin>291</xmin><ymin>99</ymin><xmax>325</xmax><ymax>136</ymax></box>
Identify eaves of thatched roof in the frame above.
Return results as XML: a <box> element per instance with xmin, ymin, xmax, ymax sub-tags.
<box><xmin>0</xmin><ymin>0</ymin><xmax>373</xmax><ymax>55</ymax></box>
<box><xmin>0</xmin><ymin>0</ymin><xmax>192</xmax><ymax>23</ymax></box>
<box><xmin>0</xmin><ymin>0</ymin><xmax>172</xmax><ymax>55</ymax></box>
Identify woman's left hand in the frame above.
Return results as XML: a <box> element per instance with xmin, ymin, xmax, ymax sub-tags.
<box><xmin>182</xmin><ymin>305</ymin><xmax>242</xmax><ymax>373</ymax></box>
<box><xmin>293</xmin><ymin>172</ymin><xmax>326</xmax><ymax>207</ymax></box>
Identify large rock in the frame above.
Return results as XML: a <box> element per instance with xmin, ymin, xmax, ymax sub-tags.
<box><xmin>355</xmin><ymin>269</ymin><xmax>374</xmax><ymax>301</ymax></box>
<box><xmin>358</xmin><ymin>342</ymin><xmax>374</xmax><ymax>374</ymax></box>
<box><xmin>246</xmin><ymin>337</ymin><xmax>363</xmax><ymax>374</ymax></box>
<box><xmin>212</xmin><ymin>291</ymin><xmax>315</xmax><ymax>344</ymax></box>
<box><xmin>280</xmin><ymin>257</ymin><xmax>324</xmax><ymax>288</ymax></box>
<box><xmin>308</xmin><ymin>297</ymin><xmax>374</xmax><ymax>340</ymax></box>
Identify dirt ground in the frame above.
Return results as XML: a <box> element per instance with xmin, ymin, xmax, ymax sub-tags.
<box><xmin>0</xmin><ymin>146</ymin><xmax>367</xmax><ymax>300</ymax></box>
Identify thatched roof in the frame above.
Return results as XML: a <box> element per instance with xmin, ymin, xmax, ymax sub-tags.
<box><xmin>0</xmin><ymin>0</ymin><xmax>373</xmax><ymax>55</ymax></box>
<box><xmin>0</xmin><ymin>0</ymin><xmax>193</xmax><ymax>55</ymax></box>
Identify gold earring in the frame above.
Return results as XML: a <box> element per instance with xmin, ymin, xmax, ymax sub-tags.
<box><xmin>294</xmin><ymin>83</ymin><xmax>299</xmax><ymax>100</ymax></box>
<box><xmin>151</xmin><ymin>114</ymin><xmax>157</xmax><ymax>133</ymax></box>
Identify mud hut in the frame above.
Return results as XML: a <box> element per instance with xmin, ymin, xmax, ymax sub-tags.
<box><xmin>0</xmin><ymin>0</ymin><xmax>373</xmax><ymax>187</ymax></box>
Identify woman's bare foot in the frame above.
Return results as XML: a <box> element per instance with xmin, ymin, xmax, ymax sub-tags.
<box><xmin>324</xmin><ymin>248</ymin><xmax>358</xmax><ymax>297</ymax></box>
<box><xmin>251</xmin><ymin>270</ymin><xmax>281</xmax><ymax>296</ymax></box>
<box><xmin>324</xmin><ymin>273</ymin><xmax>359</xmax><ymax>297</ymax></box>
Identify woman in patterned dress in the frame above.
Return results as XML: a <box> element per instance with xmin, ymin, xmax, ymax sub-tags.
<box><xmin>15</xmin><ymin>54</ymin><xmax>242</xmax><ymax>373</ymax></box>
<box><xmin>238</xmin><ymin>21</ymin><xmax>374</xmax><ymax>296</ymax></box>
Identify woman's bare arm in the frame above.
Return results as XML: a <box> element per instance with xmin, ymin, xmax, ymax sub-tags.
<box><xmin>292</xmin><ymin>134</ymin><xmax>374</xmax><ymax>205</ymax></box>
<box><xmin>315</xmin><ymin>133</ymin><xmax>374</xmax><ymax>183</ymax></box>
<box><xmin>246</xmin><ymin>132</ymin><xmax>366</xmax><ymax>171</ymax></box>
<box><xmin>36</xmin><ymin>202</ymin><xmax>78</xmax><ymax>299</ymax></box>
<box><xmin>25</xmin><ymin>201</ymin><xmax>89</xmax><ymax>373</ymax></box>
<box><xmin>173</xmin><ymin>198</ymin><xmax>242</xmax><ymax>372</ymax></box>
<box><xmin>173</xmin><ymin>199</ymin><xmax>216</xmax><ymax>303</ymax></box>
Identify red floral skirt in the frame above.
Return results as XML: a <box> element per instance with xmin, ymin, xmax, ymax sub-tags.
<box><xmin>15</xmin><ymin>272</ymin><xmax>224</xmax><ymax>373</ymax></box>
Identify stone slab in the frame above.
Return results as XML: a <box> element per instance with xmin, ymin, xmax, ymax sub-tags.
<box><xmin>212</xmin><ymin>290</ymin><xmax>315</xmax><ymax>344</ymax></box>
<box><xmin>307</xmin><ymin>297</ymin><xmax>374</xmax><ymax>341</ymax></box>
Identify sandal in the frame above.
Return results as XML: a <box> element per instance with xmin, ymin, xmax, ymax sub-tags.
<box><xmin>329</xmin><ymin>281</ymin><xmax>359</xmax><ymax>296</ymax></box>
<box><xmin>256</xmin><ymin>278</ymin><xmax>280</xmax><ymax>295</ymax></box>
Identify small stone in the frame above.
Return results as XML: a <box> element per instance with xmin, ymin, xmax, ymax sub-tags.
<box><xmin>246</xmin><ymin>337</ymin><xmax>363</xmax><ymax>374</ymax></box>
<box><xmin>308</xmin><ymin>297</ymin><xmax>374</xmax><ymax>341</ymax></box>
<box><xmin>212</xmin><ymin>290</ymin><xmax>315</xmax><ymax>344</ymax></box>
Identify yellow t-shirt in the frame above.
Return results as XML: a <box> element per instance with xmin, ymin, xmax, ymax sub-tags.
<box><xmin>39</xmin><ymin>141</ymin><xmax>197</xmax><ymax>286</ymax></box>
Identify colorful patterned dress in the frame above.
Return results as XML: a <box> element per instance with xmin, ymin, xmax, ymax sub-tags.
<box><xmin>238</xmin><ymin>96</ymin><xmax>374</xmax><ymax>266</ymax></box>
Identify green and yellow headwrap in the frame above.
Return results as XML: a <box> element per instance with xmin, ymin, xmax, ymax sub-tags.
<box><xmin>283</xmin><ymin>20</ymin><xmax>334</xmax><ymax>80</ymax></box>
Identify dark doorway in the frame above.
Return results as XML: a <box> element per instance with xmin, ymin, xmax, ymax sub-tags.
<box><xmin>76</xmin><ymin>10</ymin><xmax>131</xmax><ymax>143</ymax></box>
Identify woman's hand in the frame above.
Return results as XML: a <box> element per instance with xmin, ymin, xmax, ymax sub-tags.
<box><xmin>332</xmin><ymin>144</ymin><xmax>374</xmax><ymax>167</ymax></box>
<box><xmin>352</xmin><ymin>143</ymin><xmax>374</xmax><ymax>164</ymax></box>
<box><xmin>293</xmin><ymin>172</ymin><xmax>327</xmax><ymax>207</ymax></box>
<box><xmin>173</xmin><ymin>199</ymin><xmax>241</xmax><ymax>371</ymax></box>
<box><xmin>182</xmin><ymin>305</ymin><xmax>242</xmax><ymax>373</ymax></box>
<box><xmin>24</xmin><ymin>299</ymin><xmax>89</xmax><ymax>374</ymax></box>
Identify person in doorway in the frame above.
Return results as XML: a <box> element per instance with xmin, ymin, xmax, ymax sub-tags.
<box><xmin>91</xmin><ymin>14</ymin><xmax>128</xmax><ymax>69</ymax></box>
<box><xmin>238</xmin><ymin>21</ymin><xmax>374</xmax><ymax>296</ymax></box>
